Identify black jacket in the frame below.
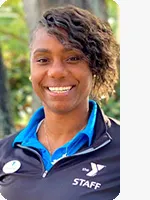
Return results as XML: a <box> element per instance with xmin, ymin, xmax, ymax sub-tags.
<box><xmin>0</xmin><ymin>107</ymin><xmax>120</xmax><ymax>200</ymax></box>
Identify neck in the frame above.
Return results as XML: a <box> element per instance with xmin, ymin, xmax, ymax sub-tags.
<box><xmin>39</xmin><ymin>101</ymin><xmax>90</xmax><ymax>153</ymax></box>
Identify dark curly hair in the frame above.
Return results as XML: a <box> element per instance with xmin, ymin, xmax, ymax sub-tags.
<box><xmin>30</xmin><ymin>5</ymin><xmax>119</xmax><ymax>101</ymax></box>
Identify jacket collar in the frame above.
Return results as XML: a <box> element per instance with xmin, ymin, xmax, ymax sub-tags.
<box><xmin>90</xmin><ymin>104</ymin><xmax>112</xmax><ymax>148</ymax></box>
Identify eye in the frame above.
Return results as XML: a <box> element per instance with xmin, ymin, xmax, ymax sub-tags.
<box><xmin>36</xmin><ymin>58</ymin><xmax>49</xmax><ymax>65</ymax></box>
<box><xmin>66</xmin><ymin>55</ymin><xmax>84</xmax><ymax>63</ymax></box>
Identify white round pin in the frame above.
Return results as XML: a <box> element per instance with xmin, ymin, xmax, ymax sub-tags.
<box><xmin>3</xmin><ymin>160</ymin><xmax>21</xmax><ymax>174</ymax></box>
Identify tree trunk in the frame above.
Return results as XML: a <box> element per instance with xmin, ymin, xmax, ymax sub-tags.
<box><xmin>22</xmin><ymin>0</ymin><xmax>42</xmax><ymax>113</ymax></box>
<box><xmin>23</xmin><ymin>0</ymin><xmax>108</xmax><ymax>112</ymax></box>
<box><xmin>0</xmin><ymin>48</ymin><xmax>14</xmax><ymax>138</ymax></box>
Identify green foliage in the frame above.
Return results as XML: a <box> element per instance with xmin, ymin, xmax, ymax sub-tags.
<box><xmin>0</xmin><ymin>0</ymin><xmax>31</xmax><ymax>128</ymax></box>
<box><xmin>102</xmin><ymin>0</ymin><xmax>120</xmax><ymax>120</ymax></box>
<box><xmin>106</xmin><ymin>0</ymin><xmax>119</xmax><ymax>39</ymax></box>
<box><xmin>101</xmin><ymin>80</ymin><xmax>120</xmax><ymax>120</ymax></box>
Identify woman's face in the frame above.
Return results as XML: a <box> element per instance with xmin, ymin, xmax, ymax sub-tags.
<box><xmin>30</xmin><ymin>28</ymin><xmax>93</xmax><ymax>114</ymax></box>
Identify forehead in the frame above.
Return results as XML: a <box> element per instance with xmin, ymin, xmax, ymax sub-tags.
<box><xmin>31</xmin><ymin>28</ymin><xmax>81</xmax><ymax>54</ymax></box>
<box><xmin>32</xmin><ymin>28</ymin><xmax>59</xmax><ymax>45</ymax></box>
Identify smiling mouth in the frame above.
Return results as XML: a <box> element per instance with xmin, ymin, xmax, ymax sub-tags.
<box><xmin>47</xmin><ymin>86</ymin><xmax>75</xmax><ymax>93</ymax></box>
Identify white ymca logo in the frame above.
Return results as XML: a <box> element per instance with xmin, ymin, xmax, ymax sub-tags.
<box><xmin>85</xmin><ymin>162</ymin><xmax>105</xmax><ymax>177</ymax></box>
<box><xmin>72</xmin><ymin>162</ymin><xmax>106</xmax><ymax>190</ymax></box>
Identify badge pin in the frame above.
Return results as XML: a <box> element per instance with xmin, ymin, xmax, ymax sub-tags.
<box><xmin>3</xmin><ymin>160</ymin><xmax>21</xmax><ymax>174</ymax></box>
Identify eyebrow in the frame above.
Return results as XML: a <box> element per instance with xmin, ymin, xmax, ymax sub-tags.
<box><xmin>33</xmin><ymin>47</ymin><xmax>82</xmax><ymax>55</ymax></box>
<box><xmin>33</xmin><ymin>48</ymin><xmax>51</xmax><ymax>55</ymax></box>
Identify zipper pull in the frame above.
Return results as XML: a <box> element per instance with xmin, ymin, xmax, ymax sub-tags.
<box><xmin>42</xmin><ymin>170</ymin><xmax>48</xmax><ymax>178</ymax></box>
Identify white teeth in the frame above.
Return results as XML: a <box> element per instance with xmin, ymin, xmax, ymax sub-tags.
<box><xmin>48</xmin><ymin>86</ymin><xmax>72</xmax><ymax>92</ymax></box>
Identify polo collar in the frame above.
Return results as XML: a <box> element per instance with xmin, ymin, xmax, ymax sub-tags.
<box><xmin>13</xmin><ymin>100</ymin><xmax>97</xmax><ymax>147</ymax></box>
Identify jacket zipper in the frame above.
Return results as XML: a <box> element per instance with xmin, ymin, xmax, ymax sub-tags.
<box><xmin>42</xmin><ymin>170</ymin><xmax>48</xmax><ymax>178</ymax></box>
<box><xmin>17</xmin><ymin>137</ymin><xmax>111</xmax><ymax>178</ymax></box>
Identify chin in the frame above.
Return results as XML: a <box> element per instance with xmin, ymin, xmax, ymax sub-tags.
<box><xmin>46</xmin><ymin>102</ymin><xmax>74</xmax><ymax>114</ymax></box>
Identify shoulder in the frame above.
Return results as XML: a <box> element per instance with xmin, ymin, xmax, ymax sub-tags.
<box><xmin>0</xmin><ymin>132</ymin><xmax>18</xmax><ymax>144</ymax></box>
<box><xmin>109</xmin><ymin>117</ymin><xmax>120</xmax><ymax>126</ymax></box>
<box><xmin>0</xmin><ymin>132</ymin><xmax>21</xmax><ymax>169</ymax></box>
<box><xmin>0</xmin><ymin>132</ymin><xmax>20</xmax><ymax>155</ymax></box>
<box><xmin>107</xmin><ymin>117</ymin><xmax>120</xmax><ymax>148</ymax></box>
<box><xmin>99</xmin><ymin>105</ymin><xmax>120</xmax><ymax>142</ymax></box>
<box><xmin>96</xmin><ymin>104</ymin><xmax>120</xmax><ymax>141</ymax></box>
<box><xmin>108</xmin><ymin>117</ymin><xmax>120</xmax><ymax>132</ymax></box>
<box><xmin>100</xmin><ymin>107</ymin><xmax>120</xmax><ymax>129</ymax></box>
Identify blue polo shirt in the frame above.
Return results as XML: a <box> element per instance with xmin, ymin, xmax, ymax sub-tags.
<box><xmin>13</xmin><ymin>100</ymin><xmax>97</xmax><ymax>172</ymax></box>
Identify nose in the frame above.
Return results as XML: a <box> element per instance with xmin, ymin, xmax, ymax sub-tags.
<box><xmin>47</xmin><ymin>59</ymin><xmax>68</xmax><ymax>79</ymax></box>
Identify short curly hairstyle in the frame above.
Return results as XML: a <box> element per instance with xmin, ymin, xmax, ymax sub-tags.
<box><xmin>30</xmin><ymin>5</ymin><xmax>119</xmax><ymax>101</ymax></box>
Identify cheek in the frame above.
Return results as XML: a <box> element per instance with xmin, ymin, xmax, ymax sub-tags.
<box><xmin>86</xmin><ymin>69</ymin><xmax>93</xmax><ymax>86</ymax></box>
<box><xmin>81</xmin><ymin>72</ymin><xmax>93</xmax><ymax>92</ymax></box>
<box><xmin>88</xmin><ymin>76</ymin><xmax>93</xmax><ymax>92</ymax></box>
<box><xmin>30</xmin><ymin>63</ymin><xmax>44</xmax><ymax>84</ymax></box>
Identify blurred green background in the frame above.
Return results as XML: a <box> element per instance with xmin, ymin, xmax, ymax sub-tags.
<box><xmin>0</xmin><ymin>0</ymin><xmax>120</xmax><ymax>137</ymax></box>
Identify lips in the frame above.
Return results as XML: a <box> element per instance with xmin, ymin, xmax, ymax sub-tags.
<box><xmin>46</xmin><ymin>85</ymin><xmax>75</xmax><ymax>94</ymax></box>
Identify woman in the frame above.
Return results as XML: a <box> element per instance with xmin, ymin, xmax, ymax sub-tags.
<box><xmin>0</xmin><ymin>5</ymin><xmax>120</xmax><ymax>200</ymax></box>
